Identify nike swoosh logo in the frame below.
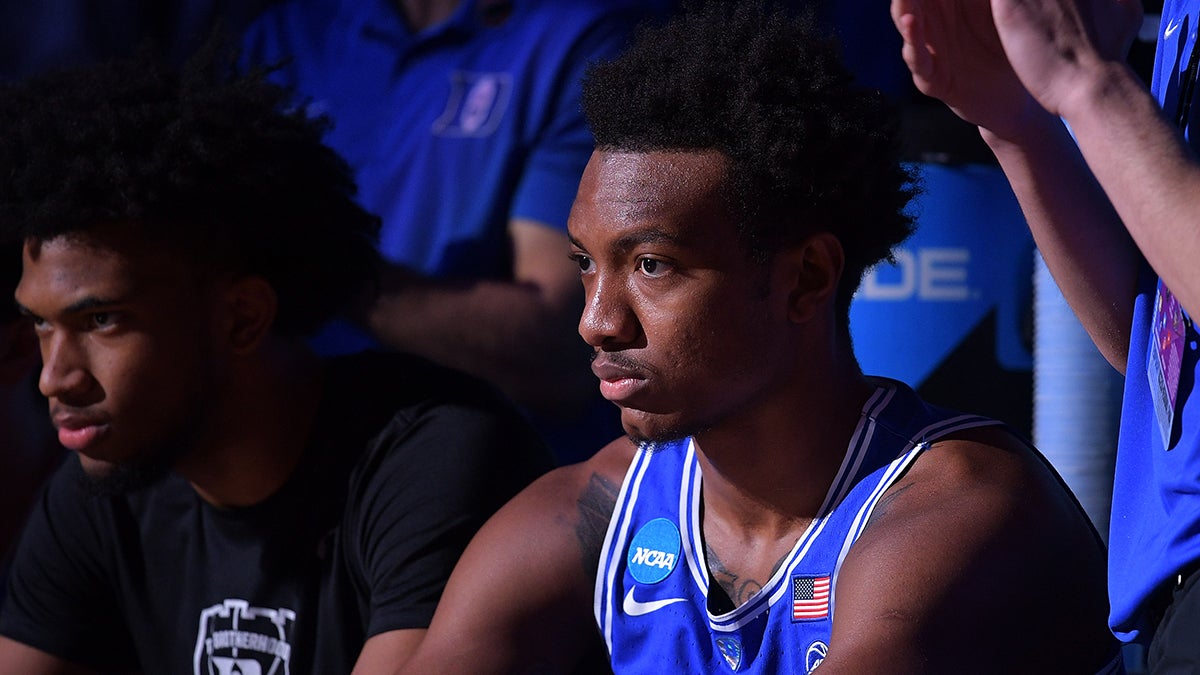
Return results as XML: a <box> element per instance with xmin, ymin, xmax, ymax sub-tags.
<box><xmin>1166</xmin><ymin>19</ymin><xmax>1183</xmax><ymax>40</ymax></box>
<box><xmin>623</xmin><ymin>588</ymin><xmax>687</xmax><ymax>616</ymax></box>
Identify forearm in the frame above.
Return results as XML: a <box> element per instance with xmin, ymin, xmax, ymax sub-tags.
<box><xmin>982</xmin><ymin>108</ymin><xmax>1140</xmax><ymax>371</ymax></box>
<box><xmin>1057</xmin><ymin>58</ymin><xmax>1200</xmax><ymax>322</ymax></box>
<box><xmin>366</xmin><ymin>277</ymin><xmax>594</xmax><ymax>417</ymax></box>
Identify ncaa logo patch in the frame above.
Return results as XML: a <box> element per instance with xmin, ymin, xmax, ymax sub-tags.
<box><xmin>193</xmin><ymin>599</ymin><xmax>296</xmax><ymax>675</ymax></box>
<box><xmin>806</xmin><ymin>640</ymin><xmax>828</xmax><ymax>673</ymax></box>
<box><xmin>626</xmin><ymin>518</ymin><xmax>681</xmax><ymax>584</ymax></box>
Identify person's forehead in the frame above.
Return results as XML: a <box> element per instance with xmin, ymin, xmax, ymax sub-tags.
<box><xmin>18</xmin><ymin>229</ymin><xmax>196</xmax><ymax>300</ymax></box>
<box><xmin>587</xmin><ymin>149</ymin><xmax>729</xmax><ymax>199</ymax></box>
<box><xmin>573</xmin><ymin>149</ymin><xmax>734</xmax><ymax>238</ymax></box>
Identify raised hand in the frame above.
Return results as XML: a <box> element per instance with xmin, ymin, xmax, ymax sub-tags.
<box><xmin>891</xmin><ymin>0</ymin><xmax>1043</xmax><ymax>140</ymax></box>
<box><xmin>991</xmin><ymin>0</ymin><xmax>1143</xmax><ymax>118</ymax></box>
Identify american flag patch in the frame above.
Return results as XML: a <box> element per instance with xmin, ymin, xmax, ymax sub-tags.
<box><xmin>791</xmin><ymin>574</ymin><xmax>831</xmax><ymax>621</ymax></box>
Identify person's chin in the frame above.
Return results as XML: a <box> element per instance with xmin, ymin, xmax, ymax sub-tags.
<box><xmin>77</xmin><ymin>453</ymin><xmax>171</xmax><ymax>498</ymax></box>
<box><xmin>620</xmin><ymin>409</ymin><xmax>702</xmax><ymax>448</ymax></box>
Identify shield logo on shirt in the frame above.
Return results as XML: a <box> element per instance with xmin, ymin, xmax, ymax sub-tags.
<box><xmin>194</xmin><ymin>599</ymin><xmax>296</xmax><ymax>675</ymax></box>
<box><xmin>432</xmin><ymin>71</ymin><xmax>513</xmax><ymax>138</ymax></box>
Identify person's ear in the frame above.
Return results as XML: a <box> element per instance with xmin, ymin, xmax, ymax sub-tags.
<box><xmin>224</xmin><ymin>276</ymin><xmax>278</xmax><ymax>355</ymax></box>
<box><xmin>783</xmin><ymin>232</ymin><xmax>844</xmax><ymax>324</ymax></box>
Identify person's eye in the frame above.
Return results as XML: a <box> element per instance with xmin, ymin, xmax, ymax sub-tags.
<box><xmin>570</xmin><ymin>253</ymin><xmax>594</xmax><ymax>273</ymax></box>
<box><xmin>90</xmin><ymin>312</ymin><xmax>115</xmax><ymax>329</ymax></box>
<box><xmin>637</xmin><ymin>257</ymin><xmax>670</xmax><ymax>278</ymax></box>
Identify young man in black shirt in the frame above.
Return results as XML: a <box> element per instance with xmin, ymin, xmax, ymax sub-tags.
<box><xmin>0</xmin><ymin>41</ymin><xmax>550</xmax><ymax>674</ymax></box>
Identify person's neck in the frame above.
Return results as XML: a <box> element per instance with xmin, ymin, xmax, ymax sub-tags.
<box><xmin>179</xmin><ymin>340</ymin><xmax>324</xmax><ymax>509</ymax></box>
<box><xmin>398</xmin><ymin>0</ymin><xmax>463</xmax><ymax>31</ymax></box>
<box><xmin>693</xmin><ymin>348</ymin><xmax>874</xmax><ymax>534</ymax></box>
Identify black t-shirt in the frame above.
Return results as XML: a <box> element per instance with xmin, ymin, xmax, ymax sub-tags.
<box><xmin>0</xmin><ymin>351</ymin><xmax>552</xmax><ymax>673</ymax></box>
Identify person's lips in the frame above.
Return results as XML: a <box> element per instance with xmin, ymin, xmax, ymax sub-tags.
<box><xmin>52</xmin><ymin>412</ymin><xmax>110</xmax><ymax>452</ymax></box>
<box><xmin>591</xmin><ymin>356</ymin><xmax>648</xmax><ymax>402</ymax></box>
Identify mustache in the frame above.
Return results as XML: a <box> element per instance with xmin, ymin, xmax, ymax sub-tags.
<box><xmin>590</xmin><ymin>350</ymin><xmax>647</xmax><ymax>372</ymax></box>
<box><xmin>49</xmin><ymin>403</ymin><xmax>107</xmax><ymax>426</ymax></box>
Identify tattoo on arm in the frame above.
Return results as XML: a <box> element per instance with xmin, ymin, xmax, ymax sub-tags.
<box><xmin>575</xmin><ymin>473</ymin><xmax>619</xmax><ymax>576</ymax></box>
<box><xmin>862</xmin><ymin>482</ymin><xmax>914</xmax><ymax>536</ymax></box>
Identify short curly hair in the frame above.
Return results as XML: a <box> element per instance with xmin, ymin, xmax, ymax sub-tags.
<box><xmin>582</xmin><ymin>0</ymin><xmax>917</xmax><ymax>323</ymax></box>
<box><xmin>0</xmin><ymin>39</ymin><xmax>381</xmax><ymax>338</ymax></box>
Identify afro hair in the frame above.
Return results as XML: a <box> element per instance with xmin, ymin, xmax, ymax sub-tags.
<box><xmin>0</xmin><ymin>37</ymin><xmax>381</xmax><ymax>338</ymax></box>
<box><xmin>582</xmin><ymin>0</ymin><xmax>917</xmax><ymax>321</ymax></box>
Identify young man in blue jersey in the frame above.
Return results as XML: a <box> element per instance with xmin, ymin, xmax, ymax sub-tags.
<box><xmin>892</xmin><ymin>0</ymin><xmax>1200</xmax><ymax>670</ymax></box>
<box><xmin>396</xmin><ymin>2</ymin><xmax>1121</xmax><ymax>673</ymax></box>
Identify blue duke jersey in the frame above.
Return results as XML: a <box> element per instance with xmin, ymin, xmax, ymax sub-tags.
<box><xmin>593</xmin><ymin>379</ymin><xmax>1000</xmax><ymax>674</ymax></box>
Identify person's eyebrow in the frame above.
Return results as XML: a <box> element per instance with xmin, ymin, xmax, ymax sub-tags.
<box><xmin>16</xmin><ymin>295</ymin><xmax>122</xmax><ymax>318</ymax></box>
<box><xmin>570</xmin><ymin>228</ymin><xmax>683</xmax><ymax>256</ymax></box>
<box><xmin>65</xmin><ymin>296</ymin><xmax>124</xmax><ymax>314</ymax></box>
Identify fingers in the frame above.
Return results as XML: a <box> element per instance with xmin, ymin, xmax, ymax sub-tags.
<box><xmin>889</xmin><ymin>0</ymin><xmax>911</xmax><ymax>31</ymax></box>
<box><xmin>892</xmin><ymin>0</ymin><xmax>935</xmax><ymax>87</ymax></box>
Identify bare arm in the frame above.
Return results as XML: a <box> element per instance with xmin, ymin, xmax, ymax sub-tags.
<box><xmin>350</xmin><ymin>629</ymin><xmax>425</xmax><ymax>675</ymax></box>
<box><xmin>0</xmin><ymin>637</ymin><xmax>98</xmax><ymax>675</ymax></box>
<box><xmin>366</xmin><ymin>219</ymin><xmax>594</xmax><ymax>418</ymax></box>
<box><xmin>980</xmin><ymin>113</ymin><xmax>1141</xmax><ymax>370</ymax></box>
<box><xmin>397</xmin><ymin>440</ymin><xmax>633</xmax><ymax>675</ymax></box>
<box><xmin>892</xmin><ymin>0</ymin><xmax>1143</xmax><ymax>370</ymax></box>
<box><xmin>815</xmin><ymin>428</ymin><xmax>1114</xmax><ymax>674</ymax></box>
<box><xmin>992</xmin><ymin>0</ymin><xmax>1200</xmax><ymax>327</ymax></box>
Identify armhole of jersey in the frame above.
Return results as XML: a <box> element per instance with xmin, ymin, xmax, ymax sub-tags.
<box><xmin>827</xmin><ymin>414</ymin><xmax>1001</xmax><ymax>618</ymax></box>
<box><xmin>593</xmin><ymin>446</ymin><xmax>654</xmax><ymax>654</ymax></box>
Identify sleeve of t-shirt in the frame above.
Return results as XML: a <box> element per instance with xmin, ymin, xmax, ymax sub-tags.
<box><xmin>342</xmin><ymin>384</ymin><xmax>552</xmax><ymax>638</ymax></box>
<box><xmin>0</xmin><ymin>458</ymin><xmax>138</xmax><ymax>671</ymax></box>
<box><xmin>510</xmin><ymin>6</ymin><xmax>667</xmax><ymax>229</ymax></box>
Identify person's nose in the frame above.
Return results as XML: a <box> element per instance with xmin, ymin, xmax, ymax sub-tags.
<box><xmin>39</xmin><ymin>331</ymin><xmax>96</xmax><ymax>403</ymax></box>
<box><xmin>578</xmin><ymin>273</ymin><xmax>639</xmax><ymax>349</ymax></box>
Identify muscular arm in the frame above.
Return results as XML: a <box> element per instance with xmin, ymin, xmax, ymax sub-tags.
<box><xmin>366</xmin><ymin>219</ymin><xmax>594</xmax><ymax>420</ymax></box>
<box><xmin>891</xmin><ymin>0</ymin><xmax>1144</xmax><ymax>370</ymax></box>
<box><xmin>814</xmin><ymin>428</ymin><xmax>1114</xmax><ymax>674</ymax></box>
<box><xmin>396</xmin><ymin>440</ymin><xmax>633</xmax><ymax>675</ymax></box>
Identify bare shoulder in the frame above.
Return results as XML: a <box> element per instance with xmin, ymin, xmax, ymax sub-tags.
<box><xmin>494</xmin><ymin>436</ymin><xmax>634</xmax><ymax>573</ymax></box>
<box><xmin>821</xmin><ymin>425</ymin><xmax>1117</xmax><ymax>674</ymax></box>
<box><xmin>871</xmin><ymin>425</ymin><xmax>1084</xmax><ymax>529</ymax></box>
<box><xmin>399</xmin><ymin>437</ymin><xmax>637</xmax><ymax>675</ymax></box>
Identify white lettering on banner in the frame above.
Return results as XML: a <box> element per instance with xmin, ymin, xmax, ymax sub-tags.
<box><xmin>630</xmin><ymin>547</ymin><xmax>676</xmax><ymax>569</ymax></box>
<box><xmin>861</xmin><ymin>247</ymin><xmax>974</xmax><ymax>301</ymax></box>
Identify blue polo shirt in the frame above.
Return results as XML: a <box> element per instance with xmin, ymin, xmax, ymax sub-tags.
<box><xmin>240</xmin><ymin>0</ymin><xmax>674</xmax><ymax>461</ymax></box>
<box><xmin>242</xmin><ymin>0</ymin><xmax>665</xmax><ymax>277</ymax></box>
